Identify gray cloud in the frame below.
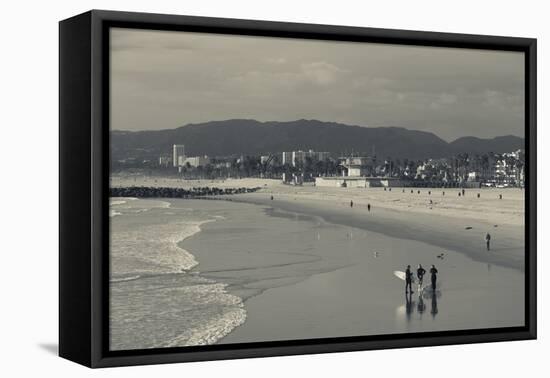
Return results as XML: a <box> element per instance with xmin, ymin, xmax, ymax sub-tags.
<box><xmin>110</xmin><ymin>27</ymin><xmax>525</xmax><ymax>141</ymax></box>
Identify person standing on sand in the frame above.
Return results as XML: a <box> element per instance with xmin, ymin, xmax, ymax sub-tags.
<box><xmin>367</xmin><ymin>203</ymin><xmax>371</xmax><ymax>212</ymax></box>
<box><xmin>485</xmin><ymin>233</ymin><xmax>491</xmax><ymax>251</ymax></box>
<box><xmin>350</xmin><ymin>200</ymin><xmax>354</xmax><ymax>208</ymax></box>
<box><xmin>430</xmin><ymin>265</ymin><xmax>438</xmax><ymax>290</ymax></box>
<box><xmin>405</xmin><ymin>265</ymin><xmax>414</xmax><ymax>294</ymax></box>
<box><xmin>417</xmin><ymin>264</ymin><xmax>426</xmax><ymax>288</ymax></box>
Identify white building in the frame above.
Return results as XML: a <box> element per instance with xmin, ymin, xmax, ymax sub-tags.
<box><xmin>182</xmin><ymin>155</ymin><xmax>211</xmax><ymax>167</ymax></box>
<box><xmin>172</xmin><ymin>144</ymin><xmax>185</xmax><ymax>167</ymax></box>
<box><xmin>289</xmin><ymin>150</ymin><xmax>330</xmax><ymax>167</ymax></box>
<box><xmin>282</xmin><ymin>151</ymin><xmax>292</xmax><ymax>165</ymax></box>
<box><xmin>341</xmin><ymin>157</ymin><xmax>375</xmax><ymax>177</ymax></box>
<box><xmin>158</xmin><ymin>156</ymin><xmax>172</xmax><ymax>167</ymax></box>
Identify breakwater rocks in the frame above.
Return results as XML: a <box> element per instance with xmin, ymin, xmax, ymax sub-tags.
<box><xmin>110</xmin><ymin>186</ymin><xmax>261</xmax><ymax>199</ymax></box>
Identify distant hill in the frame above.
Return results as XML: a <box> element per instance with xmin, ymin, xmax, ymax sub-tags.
<box><xmin>449</xmin><ymin>135</ymin><xmax>525</xmax><ymax>155</ymax></box>
<box><xmin>111</xmin><ymin>119</ymin><xmax>524</xmax><ymax>161</ymax></box>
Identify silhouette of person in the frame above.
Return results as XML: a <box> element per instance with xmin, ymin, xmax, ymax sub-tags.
<box><xmin>405</xmin><ymin>265</ymin><xmax>414</xmax><ymax>294</ymax></box>
<box><xmin>485</xmin><ymin>233</ymin><xmax>491</xmax><ymax>251</ymax></box>
<box><xmin>430</xmin><ymin>265</ymin><xmax>438</xmax><ymax>290</ymax></box>
<box><xmin>350</xmin><ymin>200</ymin><xmax>353</xmax><ymax>208</ymax></box>
<box><xmin>367</xmin><ymin>203</ymin><xmax>371</xmax><ymax>212</ymax></box>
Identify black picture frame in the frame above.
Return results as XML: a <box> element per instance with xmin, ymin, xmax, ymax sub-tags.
<box><xmin>59</xmin><ymin>9</ymin><xmax>537</xmax><ymax>368</ymax></box>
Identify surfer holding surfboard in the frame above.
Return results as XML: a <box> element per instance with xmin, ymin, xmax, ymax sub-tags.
<box><xmin>430</xmin><ymin>265</ymin><xmax>439</xmax><ymax>290</ymax></box>
<box><xmin>394</xmin><ymin>264</ymin><xmax>441</xmax><ymax>296</ymax></box>
<box><xmin>405</xmin><ymin>265</ymin><xmax>414</xmax><ymax>294</ymax></box>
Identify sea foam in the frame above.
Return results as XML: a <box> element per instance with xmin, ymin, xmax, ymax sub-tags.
<box><xmin>109</xmin><ymin>197</ymin><xmax>246</xmax><ymax>350</ymax></box>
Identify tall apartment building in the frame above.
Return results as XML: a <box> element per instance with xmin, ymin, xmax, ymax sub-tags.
<box><xmin>172</xmin><ymin>144</ymin><xmax>185</xmax><ymax>167</ymax></box>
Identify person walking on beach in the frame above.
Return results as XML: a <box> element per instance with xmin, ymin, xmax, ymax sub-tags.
<box><xmin>405</xmin><ymin>265</ymin><xmax>414</xmax><ymax>294</ymax></box>
<box><xmin>430</xmin><ymin>265</ymin><xmax>438</xmax><ymax>290</ymax></box>
<box><xmin>367</xmin><ymin>203</ymin><xmax>371</xmax><ymax>212</ymax></box>
<box><xmin>485</xmin><ymin>233</ymin><xmax>491</xmax><ymax>251</ymax></box>
<box><xmin>417</xmin><ymin>264</ymin><xmax>426</xmax><ymax>288</ymax></box>
<box><xmin>350</xmin><ymin>200</ymin><xmax>354</xmax><ymax>208</ymax></box>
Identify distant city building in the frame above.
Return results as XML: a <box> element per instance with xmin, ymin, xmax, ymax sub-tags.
<box><xmin>281</xmin><ymin>151</ymin><xmax>292</xmax><ymax>165</ymax></box>
<box><xmin>173</xmin><ymin>144</ymin><xmax>185</xmax><ymax>167</ymax></box>
<box><xmin>159</xmin><ymin>156</ymin><xmax>172</xmax><ymax>167</ymax></box>
<box><xmin>341</xmin><ymin>156</ymin><xmax>375</xmax><ymax>177</ymax></box>
<box><xmin>287</xmin><ymin>149</ymin><xmax>330</xmax><ymax>167</ymax></box>
<box><xmin>467</xmin><ymin>171</ymin><xmax>480</xmax><ymax>182</ymax></box>
<box><xmin>182</xmin><ymin>155</ymin><xmax>211</xmax><ymax>167</ymax></box>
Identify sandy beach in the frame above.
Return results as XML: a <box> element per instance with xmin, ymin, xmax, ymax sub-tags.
<box><xmin>111</xmin><ymin>175</ymin><xmax>524</xmax><ymax>224</ymax></box>
<box><xmin>111</xmin><ymin>175</ymin><xmax>525</xmax><ymax>269</ymax></box>
<box><xmin>110</xmin><ymin>176</ymin><xmax>526</xmax><ymax>346</ymax></box>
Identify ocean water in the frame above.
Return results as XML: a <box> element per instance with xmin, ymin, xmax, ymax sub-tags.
<box><xmin>109</xmin><ymin>198</ymin><xmax>246</xmax><ymax>350</ymax></box>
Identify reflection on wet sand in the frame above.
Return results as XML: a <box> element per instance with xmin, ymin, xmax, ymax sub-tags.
<box><xmin>417</xmin><ymin>295</ymin><xmax>426</xmax><ymax>315</ymax></box>
<box><xmin>431</xmin><ymin>294</ymin><xmax>438</xmax><ymax>318</ymax></box>
<box><xmin>399</xmin><ymin>292</ymin><xmax>439</xmax><ymax>321</ymax></box>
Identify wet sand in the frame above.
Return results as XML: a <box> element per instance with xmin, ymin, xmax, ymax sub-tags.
<box><xmin>180</xmin><ymin>197</ymin><xmax>524</xmax><ymax>345</ymax></box>
<box><xmin>230</xmin><ymin>192</ymin><xmax>525</xmax><ymax>271</ymax></box>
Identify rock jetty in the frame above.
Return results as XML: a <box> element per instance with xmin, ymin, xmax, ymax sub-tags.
<box><xmin>110</xmin><ymin>186</ymin><xmax>261</xmax><ymax>198</ymax></box>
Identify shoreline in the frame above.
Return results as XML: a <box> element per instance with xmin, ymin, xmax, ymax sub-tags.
<box><xmin>187</xmin><ymin>197</ymin><xmax>524</xmax><ymax>344</ymax></box>
<box><xmin>225</xmin><ymin>193</ymin><xmax>524</xmax><ymax>271</ymax></box>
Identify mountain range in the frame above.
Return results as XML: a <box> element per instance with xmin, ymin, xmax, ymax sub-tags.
<box><xmin>111</xmin><ymin>119</ymin><xmax>524</xmax><ymax>161</ymax></box>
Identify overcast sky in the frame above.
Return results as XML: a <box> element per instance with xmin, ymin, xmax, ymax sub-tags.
<box><xmin>110</xmin><ymin>27</ymin><xmax>525</xmax><ymax>141</ymax></box>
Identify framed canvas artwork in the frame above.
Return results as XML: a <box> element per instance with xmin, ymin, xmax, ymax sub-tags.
<box><xmin>59</xmin><ymin>10</ymin><xmax>536</xmax><ymax>368</ymax></box>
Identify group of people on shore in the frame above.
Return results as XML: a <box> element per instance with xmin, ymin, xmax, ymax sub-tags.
<box><xmin>405</xmin><ymin>264</ymin><xmax>438</xmax><ymax>294</ymax></box>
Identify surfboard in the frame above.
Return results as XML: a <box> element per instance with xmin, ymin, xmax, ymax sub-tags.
<box><xmin>393</xmin><ymin>270</ymin><xmax>415</xmax><ymax>283</ymax></box>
